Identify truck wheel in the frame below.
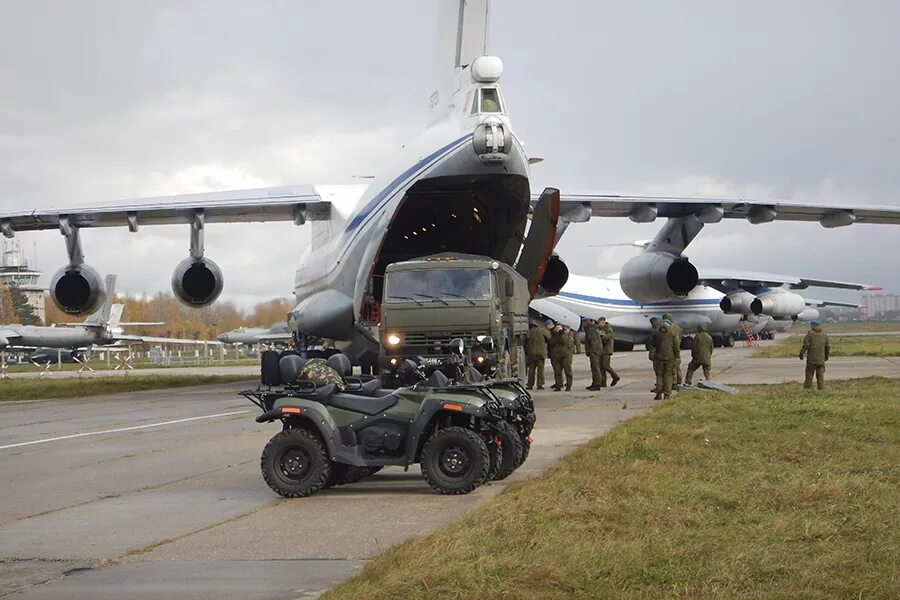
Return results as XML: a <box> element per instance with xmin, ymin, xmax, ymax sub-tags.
<box><xmin>493</xmin><ymin>422</ymin><xmax>525</xmax><ymax>480</ymax></box>
<box><xmin>512</xmin><ymin>346</ymin><xmax>526</xmax><ymax>380</ymax></box>
<box><xmin>499</xmin><ymin>350</ymin><xmax>512</xmax><ymax>378</ymax></box>
<box><xmin>261</xmin><ymin>429</ymin><xmax>330</xmax><ymax>498</ymax></box>
<box><xmin>421</xmin><ymin>426</ymin><xmax>490</xmax><ymax>495</ymax></box>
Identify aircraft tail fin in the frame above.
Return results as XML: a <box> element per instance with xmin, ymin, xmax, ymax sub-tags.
<box><xmin>84</xmin><ymin>275</ymin><xmax>117</xmax><ymax>327</ymax></box>
<box><xmin>429</xmin><ymin>0</ymin><xmax>491</xmax><ymax>123</ymax></box>
<box><xmin>107</xmin><ymin>304</ymin><xmax>125</xmax><ymax>328</ymax></box>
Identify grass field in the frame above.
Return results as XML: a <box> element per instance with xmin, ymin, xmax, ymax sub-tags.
<box><xmin>806</xmin><ymin>321</ymin><xmax>900</xmax><ymax>333</ymax></box>
<box><xmin>0</xmin><ymin>375</ymin><xmax>253</xmax><ymax>401</ymax></box>
<box><xmin>754</xmin><ymin>334</ymin><xmax>900</xmax><ymax>358</ymax></box>
<box><xmin>324</xmin><ymin>377</ymin><xmax>900</xmax><ymax>600</ymax></box>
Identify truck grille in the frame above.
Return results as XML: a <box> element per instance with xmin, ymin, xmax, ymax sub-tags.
<box><xmin>403</xmin><ymin>331</ymin><xmax>477</xmax><ymax>347</ymax></box>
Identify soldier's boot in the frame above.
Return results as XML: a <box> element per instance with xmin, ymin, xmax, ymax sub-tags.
<box><xmin>610</xmin><ymin>375</ymin><xmax>620</xmax><ymax>386</ymax></box>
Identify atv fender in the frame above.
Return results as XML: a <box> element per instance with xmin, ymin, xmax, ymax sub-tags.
<box><xmin>266</xmin><ymin>398</ymin><xmax>343</xmax><ymax>462</ymax></box>
<box><xmin>403</xmin><ymin>396</ymin><xmax>490</xmax><ymax>464</ymax></box>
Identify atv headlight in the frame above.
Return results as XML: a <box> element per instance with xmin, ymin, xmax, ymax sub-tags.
<box><xmin>386</xmin><ymin>333</ymin><xmax>402</xmax><ymax>347</ymax></box>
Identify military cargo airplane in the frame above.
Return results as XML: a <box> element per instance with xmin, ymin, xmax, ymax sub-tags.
<box><xmin>2</xmin><ymin>0</ymin><xmax>900</xmax><ymax>369</ymax></box>
<box><xmin>217</xmin><ymin>323</ymin><xmax>292</xmax><ymax>345</ymax></box>
<box><xmin>533</xmin><ymin>272</ymin><xmax>873</xmax><ymax>349</ymax></box>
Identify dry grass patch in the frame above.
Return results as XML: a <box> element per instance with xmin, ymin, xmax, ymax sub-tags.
<box><xmin>754</xmin><ymin>334</ymin><xmax>900</xmax><ymax>358</ymax></box>
<box><xmin>325</xmin><ymin>377</ymin><xmax>900</xmax><ymax>600</ymax></box>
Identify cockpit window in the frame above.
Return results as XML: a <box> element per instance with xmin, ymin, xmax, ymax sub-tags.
<box><xmin>480</xmin><ymin>88</ymin><xmax>502</xmax><ymax>113</ymax></box>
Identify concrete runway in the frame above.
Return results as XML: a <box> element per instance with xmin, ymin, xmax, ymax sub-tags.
<box><xmin>1</xmin><ymin>344</ymin><xmax>897</xmax><ymax>599</ymax></box>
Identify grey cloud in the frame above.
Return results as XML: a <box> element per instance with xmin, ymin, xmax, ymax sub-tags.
<box><xmin>2</xmin><ymin>1</ymin><xmax>898</xmax><ymax>311</ymax></box>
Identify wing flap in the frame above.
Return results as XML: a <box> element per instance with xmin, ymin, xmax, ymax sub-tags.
<box><xmin>698</xmin><ymin>268</ymin><xmax>879</xmax><ymax>292</ymax></box>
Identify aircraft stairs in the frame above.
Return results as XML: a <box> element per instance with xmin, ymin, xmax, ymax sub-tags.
<box><xmin>740</xmin><ymin>321</ymin><xmax>757</xmax><ymax>347</ymax></box>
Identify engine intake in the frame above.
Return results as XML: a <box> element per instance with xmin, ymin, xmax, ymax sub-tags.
<box><xmin>172</xmin><ymin>257</ymin><xmax>224</xmax><ymax>307</ymax></box>
<box><xmin>620</xmin><ymin>252</ymin><xmax>698</xmax><ymax>303</ymax></box>
<box><xmin>720</xmin><ymin>291</ymin><xmax>762</xmax><ymax>315</ymax></box>
<box><xmin>539</xmin><ymin>255</ymin><xmax>569</xmax><ymax>295</ymax></box>
<box><xmin>50</xmin><ymin>264</ymin><xmax>106</xmax><ymax>315</ymax></box>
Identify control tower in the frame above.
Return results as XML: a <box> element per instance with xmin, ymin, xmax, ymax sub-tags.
<box><xmin>0</xmin><ymin>242</ymin><xmax>45</xmax><ymax>323</ymax></box>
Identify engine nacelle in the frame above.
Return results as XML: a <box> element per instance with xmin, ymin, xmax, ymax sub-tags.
<box><xmin>539</xmin><ymin>255</ymin><xmax>569</xmax><ymax>295</ymax></box>
<box><xmin>49</xmin><ymin>264</ymin><xmax>107</xmax><ymax>315</ymax></box>
<box><xmin>171</xmin><ymin>257</ymin><xmax>224</xmax><ymax>307</ymax></box>
<box><xmin>719</xmin><ymin>291</ymin><xmax>761</xmax><ymax>315</ymax></box>
<box><xmin>620</xmin><ymin>252</ymin><xmax>698</xmax><ymax>303</ymax></box>
<box><xmin>757</xmin><ymin>289</ymin><xmax>805</xmax><ymax>318</ymax></box>
<box><xmin>795</xmin><ymin>307</ymin><xmax>820</xmax><ymax>322</ymax></box>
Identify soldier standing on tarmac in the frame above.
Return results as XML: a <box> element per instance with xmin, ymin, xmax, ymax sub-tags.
<box><xmin>648</xmin><ymin>316</ymin><xmax>661</xmax><ymax>394</ymax></box>
<box><xmin>661</xmin><ymin>312</ymin><xmax>683</xmax><ymax>389</ymax></box>
<box><xmin>800</xmin><ymin>319</ymin><xmax>830</xmax><ymax>390</ymax></box>
<box><xmin>684</xmin><ymin>322</ymin><xmax>714</xmax><ymax>385</ymax></box>
<box><xmin>584</xmin><ymin>317</ymin><xmax>603</xmax><ymax>390</ymax></box>
<box><xmin>649</xmin><ymin>319</ymin><xmax>679</xmax><ymax>399</ymax></box>
<box><xmin>597</xmin><ymin>317</ymin><xmax>620</xmax><ymax>387</ymax></box>
<box><xmin>549</xmin><ymin>324</ymin><xmax>574</xmax><ymax>391</ymax></box>
<box><xmin>525</xmin><ymin>321</ymin><xmax>551</xmax><ymax>390</ymax></box>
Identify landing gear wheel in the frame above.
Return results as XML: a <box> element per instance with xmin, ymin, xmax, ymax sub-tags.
<box><xmin>261</xmin><ymin>428</ymin><xmax>330</xmax><ymax>498</ymax></box>
<box><xmin>723</xmin><ymin>334</ymin><xmax>735</xmax><ymax>348</ymax></box>
<box><xmin>492</xmin><ymin>422</ymin><xmax>525</xmax><ymax>481</ymax></box>
<box><xmin>421</xmin><ymin>426</ymin><xmax>490</xmax><ymax>495</ymax></box>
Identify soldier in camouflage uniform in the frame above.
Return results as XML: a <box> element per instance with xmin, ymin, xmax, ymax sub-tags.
<box><xmin>548</xmin><ymin>324</ymin><xmax>574</xmax><ymax>391</ymax></box>
<box><xmin>800</xmin><ymin>320</ymin><xmax>830</xmax><ymax>390</ymax></box>
<box><xmin>583</xmin><ymin>317</ymin><xmax>603</xmax><ymax>390</ymax></box>
<box><xmin>525</xmin><ymin>321</ymin><xmax>551</xmax><ymax>390</ymax></box>
<box><xmin>597</xmin><ymin>317</ymin><xmax>620</xmax><ymax>387</ymax></box>
<box><xmin>648</xmin><ymin>316</ymin><xmax>661</xmax><ymax>393</ymax></box>
<box><xmin>662</xmin><ymin>312</ymin><xmax>683</xmax><ymax>388</ymax></box>
<box><xmin>649</xmin><ymin>319</ymin><xmax>679</xmax><ymax>400</ymax></box>
<box><xmin>684</xmin><ymin>322</ymin><xmax>713</xmax><ymax>385</ymax></box>
<box><xmin>300</xmin><ymin>358</ymin><xmax>346</xmax><ymax>391</ymax></box>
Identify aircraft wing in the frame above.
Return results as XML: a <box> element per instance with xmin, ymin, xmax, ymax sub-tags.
<box><xmin>0</xmin><ymin>185</ymin><xmax>331</xmax><ymax>234</ymax></box>
<box><xmin>696</xmin><ymin>268</ymin><xmax>881</xmax><ymax>292</ymax></box>
<box><xmin>256</xmin><ymin>333</ymin><xmax>293</xmax><ymax>343</ymax></box>
<box><xmin>804</xmin><ymin>299</ymin><xmax>862</xmax><ymax>309</ymax></box>
<box><xmin>543</xmin><ymin>193</ymin><xmax>900</xmax><ymax>227</ymax></box>
<box><xmin>114</xmin><ymin>335</ymin><xmax>223</xmax><ymax>346</ymax></box>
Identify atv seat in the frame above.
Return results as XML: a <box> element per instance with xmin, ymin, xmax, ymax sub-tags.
<box><xmin>343</xmin><ymin>378</ymin><xmax>381</xmax><ymax>396</ymax></box>
<box><xmin>326</xmin><ymin>391</ymin><xmax>398</xmax><ymax>415</ymax></box>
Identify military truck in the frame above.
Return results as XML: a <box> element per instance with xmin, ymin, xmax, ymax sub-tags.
<box><xmin>377</xmin><ymin>253</ymin><xmax>530</xmax><ymax>384</ymax></box>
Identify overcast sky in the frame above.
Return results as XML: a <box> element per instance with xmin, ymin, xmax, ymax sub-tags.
<box><xmin>1</xmin><ymin>1</ymin><xmax>898</xmax><ymax>310</ymax></box>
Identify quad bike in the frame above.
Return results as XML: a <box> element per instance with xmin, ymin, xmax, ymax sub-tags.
<box><xmin>241</xmin><ymin>340</ymin><xmax>536</xmax><ymax>498</ymax></box>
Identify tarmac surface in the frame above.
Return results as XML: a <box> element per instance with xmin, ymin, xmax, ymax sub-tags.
<box><xmin>0</xmin><ymin>342</ymin><xmax>897</xmax><ymax>599</ymax></box>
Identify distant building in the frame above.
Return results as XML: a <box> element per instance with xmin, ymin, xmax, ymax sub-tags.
<box><xmin>861</xmin><ymin>293</ymin><xmax>900</xmax><ymax>319</ymax></box>
<box><xmin>0</xmin><ymin>243</ymin><xmax>44</xmax><ymax>323</ymax></box>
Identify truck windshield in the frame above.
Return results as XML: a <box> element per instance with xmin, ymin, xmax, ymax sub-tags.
<box><xmin>386</xmin><ymin>269</ymin><xmax>492</xmax><ymax>303</ymax></box>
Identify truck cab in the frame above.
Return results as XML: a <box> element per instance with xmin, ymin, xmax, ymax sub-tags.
<box><xmin>378</xmin><ymin>253</ymin><xmax>530</xmax><ymax>384</ymax></box>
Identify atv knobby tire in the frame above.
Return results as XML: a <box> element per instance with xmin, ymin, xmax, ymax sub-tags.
<box><xmin>492</xmin><ymin>421</ymin><xmax>525</xmax><ymax>481</ymax></box>
<box><xmin>484</xmin><ymin>438</ymin><xmax>502</xmax><ymax>482</ymax></box>
<box><xmin>342</xmin><ymin>465</ymin><xmax>383</xmax><ymax>485</ymax></box>
<box><xmin>519</xmin><ymin>434</ymin><xmax>531</xmax><ymax>465</ymax></box>
<box><xmin>421</xmin><ymin>426</ymin><xmax>490</xmax><ymax>495</ymax></box>
<box><xmin>261</xmin><ymin>428</ymin><xmax>330</xmax><ymax>498</ymax></box>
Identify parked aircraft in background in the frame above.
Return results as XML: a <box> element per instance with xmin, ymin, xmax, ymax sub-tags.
<box><xmin>2</xmin><ymin>0</ymin><xmax>900</xmax><ymax>368</ymax></box>
<box><xmin>0</xmin><ymin>275</ymin><xmax>222</xmax><ymax>357</ymax></box>
<box><xmin>217</xmin><ymin>323</ymin><xmax>291</xmax><ymax>345</ymax></box>
<box><xmin>533</xmin><ymin>272</ymin><xmax>874</xmax><ymax>349</ymax></box>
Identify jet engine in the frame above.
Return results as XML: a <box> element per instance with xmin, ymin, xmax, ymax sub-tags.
<box><xmin>756</xmin><ymin>289</ymin><xmax>805</xmax><ymax>318</ymax></box>
<box><xmin>620</xmin><ymin>252</ymin><xmax>698</xmax><ymax>303</ymax></box>
<box><xmin>49</xmin><ymin>264</ymin><xmax>107</xmax><ymax>315</ymax></box>
<box><xmin>719</xmin><ymin>291</ymin><xmax>761</xmax><ymax>315</ymax></box>
<box><xmin>795</xmin><ymin>307</ymin><xmax>820</xmax><ymax>322</ymax></box>
<box><xmin>539</xmin><ymin>255</ymin><xmax>569</xmax><ymax>295</ymax></box>
<box><xmin>171</xmin><ymin>257</ymin><xmax>224</xmax><ymax>307</ymax></box>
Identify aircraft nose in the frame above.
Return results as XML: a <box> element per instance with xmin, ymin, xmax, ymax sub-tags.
<box><xmin>217</xmin><ymin>334</ymin><xmax>229</xmax><ymax>343</ymax></box>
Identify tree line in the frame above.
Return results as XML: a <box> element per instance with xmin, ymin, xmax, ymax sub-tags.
<box><xmin>39</xmin><ymin>289</ymin><xmax>294</xmax><ymax>341</ymax></box>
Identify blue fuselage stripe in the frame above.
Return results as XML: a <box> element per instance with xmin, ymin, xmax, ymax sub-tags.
<box><xmin>558</xmin><ymin>291</ymin><xmax>721</xmax><ymax>308</ymax></box>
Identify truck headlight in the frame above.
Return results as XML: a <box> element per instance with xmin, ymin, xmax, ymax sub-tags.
<box><xmin>386</xmin><ymin>333</ymin><xmax>402</xmax><ymax>346</ymax></box>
